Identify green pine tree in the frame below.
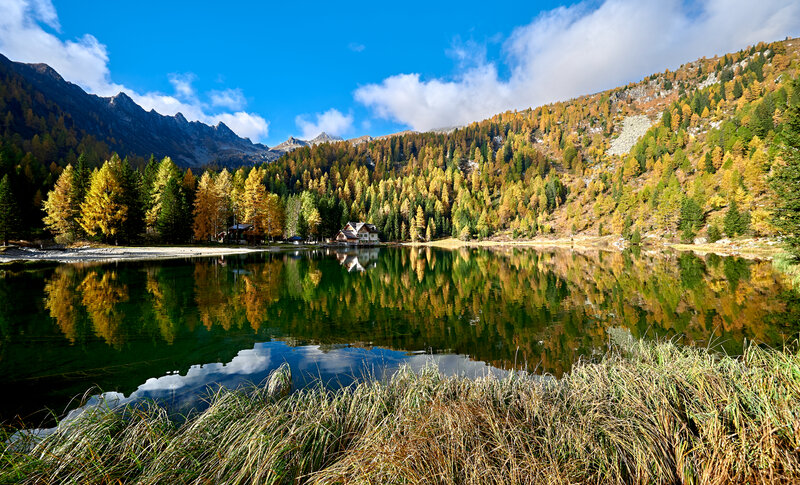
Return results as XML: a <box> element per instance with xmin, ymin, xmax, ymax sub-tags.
<box><xmin>771</xmin><ymin>107</ymin><xmax>800</xmax><ymax>258</ymax></box>
<box><xmin>156</xmin><ymin>177</ymin><xmax>189</xmax><ymax>243</ymax></box>
<box><xmin>0</xmin><ymin>175</ymin><xmax>19</xmax><ymax>245</ymax></box>
<box><xmin>723</xmin><ymin>198</ymin><xmax>749</xmax><ymax>237</ymax></box>
<box><xmin>707</xmin><ymin>223</ymin><xmax>722</xmax><ymax>242</ymax></box>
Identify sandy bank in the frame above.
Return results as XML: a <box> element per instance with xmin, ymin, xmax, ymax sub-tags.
<box><xmin>0</xmin><ymin>246</ymin><xmax>274</xmax><ymax>264</ymax></box>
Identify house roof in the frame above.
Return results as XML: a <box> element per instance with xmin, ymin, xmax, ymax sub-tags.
<box><xmin>345</xmin><ymin>222</ymin><xmax>378</xmax><ymax>233</ymax></box>
<box><xmin>338</xmin><ymin>230</ymin><xmax>358</xmax><ymax>240</ymax></box>
<box><xmin>229</xmin><ymin>223</ymin><xmax>254</xmax><ymax>231</ymax></box>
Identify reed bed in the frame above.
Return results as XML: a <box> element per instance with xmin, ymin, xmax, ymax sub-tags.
<box><xmin>2</xmin><ymin>336</ymin><xmax>799</xmax><ymax>484</ymax></box>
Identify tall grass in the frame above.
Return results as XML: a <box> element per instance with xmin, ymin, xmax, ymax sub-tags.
<box><xmin>2</xmin><ymin>336</ymin><xmax>799</xmax><ymax>484</ymax></box>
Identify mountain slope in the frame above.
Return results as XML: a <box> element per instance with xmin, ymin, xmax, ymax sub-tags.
<box><xmin>0</xmin><ymin>53</ymin><xmax>275</xmax><ymax>168</ymax></box>
<box><xmin>259</xmin><ymin>38</ymin><xmax>800</xmax><ymax>242</ymax></box>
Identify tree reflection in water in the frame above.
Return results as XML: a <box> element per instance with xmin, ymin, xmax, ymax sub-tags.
<box><xmin>1</xmin><ymin>246</ymin><xmax>797</xmax><ymax>424</ymax></box>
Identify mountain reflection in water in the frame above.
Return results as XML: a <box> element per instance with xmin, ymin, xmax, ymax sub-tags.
<box><xmin>0</xmin><ymin>247</ymin><xmax>798</xmax><ymax>425</ymax></box>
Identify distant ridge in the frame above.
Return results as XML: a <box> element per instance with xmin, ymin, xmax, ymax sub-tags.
<box><xmin>0</xmin><ymin>53</ymin><xmax>276</xmax><ymax>167</ymax></box>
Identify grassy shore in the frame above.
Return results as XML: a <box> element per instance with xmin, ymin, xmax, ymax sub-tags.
<box><xmin>2</xmin><ymin>335</ymin><xmax>799</xmax><ymax>484</ymax></box>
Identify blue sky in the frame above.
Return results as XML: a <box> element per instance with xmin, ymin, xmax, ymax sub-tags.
<box><xmin>2</xmin><ymin>1</ymin><xmax>800</xmax><ymax>146</ymax></box>
<box><xmin>48</xmin><ymin>0</ymin><xmax>562</xmax><ymax>144</ymax></box>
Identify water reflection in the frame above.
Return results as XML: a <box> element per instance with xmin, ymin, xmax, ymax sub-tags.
<box><xmin>1</xmin><ymin>246</ymin><xmax>798</xmax><ymax>425</ymax></box>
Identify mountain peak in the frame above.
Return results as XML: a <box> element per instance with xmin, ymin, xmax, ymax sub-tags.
<box><xmin>309</xmin><ymin>132</ymin><xmax>344</xmax><ymax>145</ymax></box>
<box><xmin>29</xmin><ymin>63</ymin><xmax>64</xmax><ymax>82</ymax></box>
<box><xmin>0</xmin><ymin>57</ymin><xmax>278</xmax><ymax>167</ymax></box>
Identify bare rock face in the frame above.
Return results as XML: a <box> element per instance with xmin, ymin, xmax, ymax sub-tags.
<box><xmin>607</xmin><ymin>115</ymin><xmax>653</xmax><ymax>156</ymax></box>
<box><xmin>308</xmin><ymin>132</ymin><xmax>344</xmax><ymax>145</ymax></box>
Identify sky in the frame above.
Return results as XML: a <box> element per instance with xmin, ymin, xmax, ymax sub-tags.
<box><xmin>1</xmin><ymin>1</ymin><xmax>799</xmax><ymax>147</ymax></box>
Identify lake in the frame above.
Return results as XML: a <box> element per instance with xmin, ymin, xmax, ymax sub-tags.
<box><xmin>1</xmin><ymin>246</ymin><xmax>798</xmax><ymax>426</ymax></box>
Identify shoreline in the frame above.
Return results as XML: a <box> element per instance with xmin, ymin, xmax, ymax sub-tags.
<box><xmin>0</xmin><ymin>245</ymin><xmax>279</xmax><ymax>265</ymax></box>
<box><xmin>5</xmin><ymin>338</ymin><xmax>798</xmax><ymax>483</ymax></box>
<box><xmin>404</xmin><ymin>236</ymin><xmax>783</xmax><ymax>259</ymax></box>
<box><xmin>0</xmin><ymin>234</ymin><xmax>784</xmax><ymax>265</ymax></box>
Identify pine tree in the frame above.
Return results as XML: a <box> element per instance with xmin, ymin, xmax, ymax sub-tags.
<box><xmin>146</xmin><ymin>157</ymin><xmax>180</xmax><ymax>232</ymax></box>
<box><xmin>707</xmin><ymin>223</ymin><xmax>722</xmax><ymax>242</ymax></box>
<box><xmin>724</xmin><ymin>198</ymin><xmax>743</xmax><ymax>237</ymax></box>
<box><xmin>771</xmin><ymin>106</ymin><xmax>800</xmax><ymax>257</ymax></box>
<box><xmin>114</xmin><ymin>157</ymin><xmax>144</xmax><ymax>242</ymax></box>
<box><xmin>79</xmin><ymin>160</ymin><xmax>128</xmax><ymax>244</ymax></box>
<box><xmin>0</xmin><ymin>175</ymin><xmax>18</xmax><ymax>245</ymax></box>
<box><xmin>297</xmin><ymin>212</ymin><xmax>309</xmax><ymax>240</ymax></box>
<box><xmin>70</xmin><ymin>154</ymin><xmax>90</xmax><ymax>224</ymax></box>
<box><xmin>156</xmin><ymin>177</ymin><xmax>188</xmax><ymax>243</ymax></box>
<box><xmin>43</xmin><ymin>164</ymin><xmax>79</xmax><ymax>242</ymax></box>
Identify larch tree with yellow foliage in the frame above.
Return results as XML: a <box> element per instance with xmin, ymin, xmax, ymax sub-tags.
<box><xmin>79</xmin><ymin>160</ymin><xmax>128</xmax><ymax>244</ymax></box>
<box><xmin>263</xmin><ymin>192</ymin><xmax>284</xmax><ymax>241</ymax></box>
<box><xmin>43</xmin><ymin>164</ymin><xmax>79</xmax><ymax>242</ymax></box>
<box><xmin>241</xmin><ymin>168</ymin><xmax>267</xmax><ymax>237</ymax></box>
<box><xmin>193</xmin><ymin>171</ymin><xmax>225</xmax><ymax>241</ymax></box>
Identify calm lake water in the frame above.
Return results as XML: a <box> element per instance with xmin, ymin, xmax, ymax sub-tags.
<box><xmin>1</xmin><ymin>246</ymin><xmax>798</xmax><ymax>426</ymax></box>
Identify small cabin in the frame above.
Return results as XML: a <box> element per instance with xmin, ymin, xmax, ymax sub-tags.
<box><xmin>335</xmin><ymin>222</ymin><xmax>379</xmax><ymax>244</ymax></box>
<box><xmin>226</xmin><ymin>223</ymin><xmax>254</xmax><ymax>244</ymax></box>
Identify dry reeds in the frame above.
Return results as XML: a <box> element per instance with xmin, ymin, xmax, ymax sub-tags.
<box><xmin>2</xmin><ymin>337</ymin><xmax>799</xmax><ymax>484</ymax></box>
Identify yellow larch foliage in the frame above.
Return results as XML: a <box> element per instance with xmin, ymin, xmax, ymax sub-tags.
<box><xmin>42</xmin><ymin>164</ymin><xmax>76</xmax><ymax>240</ymax></box>
<box><xmin>79</xmin><ymin>160</ymin><xmax>128</xmax><ymax>241</ymax></box>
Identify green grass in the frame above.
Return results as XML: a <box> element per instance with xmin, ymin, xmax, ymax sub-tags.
<box><xmin>2</xmin><ymin>335</ymin><xmax>799</xmax><ymax>484</ymax></box>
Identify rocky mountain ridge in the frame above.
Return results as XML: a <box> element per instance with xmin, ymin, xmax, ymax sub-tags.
<box><xmin>1</xmin><ymin>55</ymin><xmax>356</xmax><ymax>168</ymax></box>
<box><xmin>0</xmin><ymin>53</ymin><xmax>282</xmax><ymax>168</ymax></box>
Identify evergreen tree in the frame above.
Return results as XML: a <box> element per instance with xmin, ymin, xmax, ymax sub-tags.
<box><xmin>707</xmin><ymin>223</ymin><xmax>722</xmax><ymax>242</ymax></box>
<box><xmin>0</xmin><ymin>175</ymin><xmax>18</xmax><ymax>245</ymax></box>
<box><xmin>70</xmin><ymin>153</ymin><xmax>90</xmax><ymax>230</ymax></box>
<box><xmin>772</xmin><ymin>106</ymin><xmax>800</xmax><ymax>258</ymax></box>
<box><xmin>724</xmin><ymin>198</ymin><xmax>746</xmax><ymax>237</ymax></box>
<box><xmin>704</xmin><ymin>152</ymin><xmax>716</xmax><ymax>174</ymax></box>
<box><xmin>297</xmin><ymin>212</ymin><xmax>309</xmax><ymax>240</ymax></box>
<box><xmin>156</xmin><ymin>177</ymin><xmax>189</xmax><ymax>243</ymax></box>
<box><xmin>679</xmin><ymin>197</ymin><xmax>704</xmax><ymax>241</ymax></box>
<box><xmin>146</xmin><ymin>157</ymin><xmax>180</xmax><ymax>232</ymax></box>
<box><xmin>114</xmin><ymin>157</ymin><xmax>144</xmax><ymax>242</ymax></box>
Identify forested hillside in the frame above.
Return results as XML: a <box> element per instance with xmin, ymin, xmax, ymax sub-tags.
<box><xmin>5</xmin><ymin>38</ymin><xmax>800</xmax><ymax>244</ymax></box>
<box><xmin>256</xmin><ymin>38</ymin><xmax>800</xmax><ymax>243</ymax></box>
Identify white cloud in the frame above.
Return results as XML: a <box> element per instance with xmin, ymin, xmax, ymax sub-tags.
<box><xmin>210</xmin><ymin>88</ymin><xmax>246</xmax><ymax>110</ymax></box>
<box><xmin>295</xmin><ymin>108</ymin><xmax>354</xmax><ymax>139</ymax></box>
<box><xmin>348</xmin><ymin>42</ymin><xmax>365</xmax><ymax>53</ymax></box>
<box><xmin>356</xmin><ymin>0</ymin><xmax>800</xmax><ymax>131</ymax></box>
<box><xmin>0</xmin><ymin>0</ymin><xmax>270</xmax><ymax>142</ymax></box>
<box><xmin>215</xmin><ymin>112</ymin><xmax>270</xmax><ymax>143</ymax></box>
<box><xmin>168</xmin><ymin>72</ymin><xmax>197</xmax><ymax>100</ymax></box>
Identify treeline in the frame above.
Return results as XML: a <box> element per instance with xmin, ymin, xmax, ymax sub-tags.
<box><xmin>35</xmin><ymin>155</ymin><xmax>354</xmax><ymax>245</ymax></box>
<box><xmin>3</xmin><ymin>40</ymin><xmax>800</xmax><ymax>245</ymax></box>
